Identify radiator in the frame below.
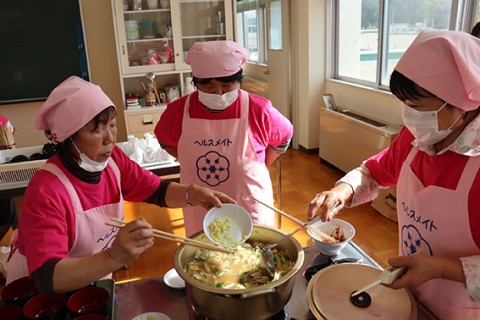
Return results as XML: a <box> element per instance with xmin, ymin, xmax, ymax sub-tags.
<box><xmin>319</xmin><ymin>108</ymin><xmax>402</xmax><ymax>173</ymax></box>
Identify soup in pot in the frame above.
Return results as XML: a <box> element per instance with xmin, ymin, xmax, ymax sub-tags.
<box><xmin>184</xmin><ymin>241</ymin><xmax>293</xmax><ymax>289</ymax></box>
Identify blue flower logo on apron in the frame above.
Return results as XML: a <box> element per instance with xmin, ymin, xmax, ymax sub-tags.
<box><xmin>401</xmin><ymin>224</ymin><xmax>432</xmax><ymax>256</ymax></box>
<box><xmin>196</xmin><ymin>151</ymin><xmax>230</xmax><ymax>186</ymax></box>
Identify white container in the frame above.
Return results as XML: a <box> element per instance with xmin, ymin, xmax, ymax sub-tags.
<box><xmin>125</xmin><ymin>20</ymin><xmax>139</xmax><ymax>40</ymax></box>
<box><xmin>147</xmin><ymin>0</ymin><xmax>158</xmax><ymax>9</ymax></box>
<box><xmin>307</xmin><ymin>218</ymin><xmax>356</xmax><ymax>256</ymax></box>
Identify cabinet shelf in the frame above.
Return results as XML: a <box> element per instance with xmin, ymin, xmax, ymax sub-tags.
<box><xmin>124</xmin><ymin>9</ymin><xmax>171</xmax><ymax>13</ymax></box>
<box><xmin>127</xmin><ymin>37</ymin><xmax>173</xmax><ymax>44</ymax></box>
<box><xmin>182</xmin><ymin>35</ymin><xmax>226</xmax><ymax>39</ymax></box>
<box><xmin>180</xmin><ymin>0</ymin><xmax>224</xmax><ymax>3</ymax></box>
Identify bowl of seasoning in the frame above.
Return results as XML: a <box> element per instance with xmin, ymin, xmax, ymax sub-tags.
<box><xmin>307</xmin><ymin>218</ymin><xmax>355</xmax><ymax>256</ymax></box>
<box><xmin>203</xmin><ymin>204</ymin><xmax>253</xmax><ymax>247</ymax></box>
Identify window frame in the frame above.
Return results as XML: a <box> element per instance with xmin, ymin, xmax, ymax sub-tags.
<box><xmin>235</xmin><ymin>0</ymin><xmax>268</xmax><ymax>66</ymax></box>
<box><xmin>331</xmin><ymin>0</ymin><xmax>480</xmax><ymax>91</ymax></box>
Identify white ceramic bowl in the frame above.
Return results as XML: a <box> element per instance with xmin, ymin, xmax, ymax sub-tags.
<box><xmin>307</xmin><ymin>218</ymin><xmax>355</xmax><ymax>256</ymax></box>
<box><xmin>203</xmin><ymin>204</ymin><xmax>253</xmax><ymax>247</ymax></box>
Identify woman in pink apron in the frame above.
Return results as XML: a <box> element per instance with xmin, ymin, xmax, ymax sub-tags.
<box><xmin>307</xmin><ymin>30</ymin><xmax>480</xmax><ymax>318</ymax></box>
<box><xmin>6</xmin><ymin>77</ymin><xmax>233</xmax><ymax>294</ymax></box>
<box><xmin>155</xmin><ymin>41</ymin><xmax>293</xmax><ymax>236</ymax></box>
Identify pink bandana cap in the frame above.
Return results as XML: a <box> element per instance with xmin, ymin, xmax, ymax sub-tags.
<box><xmin>35</xmin><ymin>76</ymin><xmax>116</xmax><ymax>143</ymax></box>
<box><xmin>186</xmin><ymin>41</ymin><xmax>250</xmax><ymax>78</ymax></box>
<box><xmin>395</xmin><ymin>30</ymin><xmax>480</xmax><ymax>111</ymax></box>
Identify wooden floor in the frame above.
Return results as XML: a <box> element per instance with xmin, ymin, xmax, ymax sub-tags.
<box><xmin>0</xmin><ymin>149</ymin><xmax>399</xmax><ymax>292</ymax></box>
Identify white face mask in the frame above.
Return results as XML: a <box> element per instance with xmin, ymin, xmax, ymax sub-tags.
<box><xmin>70</xmin><ymin>138</ymin><xmax>109</xmax><ymax>172</ymax></box>
<box><xmin>401</xmin><ymin>102</ymin><xmax>461</xmax><ymax>145</ymax></box>
<box><xmin>198</xmin><ymin>89</ymin><xmax>239</xmax><ymax>110</ymax></box>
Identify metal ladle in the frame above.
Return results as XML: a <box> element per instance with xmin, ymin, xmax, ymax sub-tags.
<box><xmin>260</xmin><ymin>202</ymin><xmax>340</xmax><ymax>278</ymax></box>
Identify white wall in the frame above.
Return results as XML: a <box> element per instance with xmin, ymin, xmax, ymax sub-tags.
<box><xmin>292</xmin><ymin>0</ymin><xmax>402</xmax><ymax>151</ymax></box>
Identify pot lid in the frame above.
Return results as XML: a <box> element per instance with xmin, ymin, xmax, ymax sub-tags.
<box><xmin>306</xmin><ymin>263</ymin><xmax>416</xmax><ymax>320</ymax></box>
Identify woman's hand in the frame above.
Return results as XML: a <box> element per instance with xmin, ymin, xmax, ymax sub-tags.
<box><xmin>107</xmin><ymin>219</ymin><xmax>154</xmax><ymax>266</ymax></box>
<box><xmin>384</xmin><ymin>254</ymin><xmax>465</xmax><ymax>289</ymax></box>
<box><xmin>307</xmin><ymin>183</ymin><xmax>353</xmax><ymax>222</ymax></box>
<box><xmin>189</xmin><ymin>185</ymin><xmax>236</xmax><ymax>211</ymax></box>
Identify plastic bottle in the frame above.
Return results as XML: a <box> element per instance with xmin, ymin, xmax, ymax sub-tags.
<box><xmin>128</xmin><ymin>138</ymin><xmax>144</xmax><ymax>164</ymax></box>
<box><xmin>157</xmin><ymin>148</ymin><xmax>172</xmax><ymax>162</ymax></box>
<box><xmin>123</xmin><ymin>135</ymin><xmax>136</xmax><ymax>156</ymax></box>
<box><xmin>143</xmin><ymin>133</ymin><xmax>160</xmax><ymax>162</ymax></box>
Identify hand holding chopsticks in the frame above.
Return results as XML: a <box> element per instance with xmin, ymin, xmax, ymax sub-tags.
<box><xmin>254</xmin><ymin>198</ymin><xmax>337</xmax><ymax>243</ymax></box>
<box><xmin>106</xmin><ymin>218</ymin><xmax>232</xmax><ymax>254</ymax></box>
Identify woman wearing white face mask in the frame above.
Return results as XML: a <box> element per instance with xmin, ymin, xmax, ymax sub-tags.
<box><xmin>307</xmin><ymin>30</ymin><xmax>480</xmax><ymax>319</ymax></box>
<box><xmin>6</xmin><ymin>76</ymin><xmax>235</xmax><ymax>293</ymax></box>
<box><xmin>155</xmin><ymin>41</ymin><xmax>293</xmax><ymax>236</ymax></box>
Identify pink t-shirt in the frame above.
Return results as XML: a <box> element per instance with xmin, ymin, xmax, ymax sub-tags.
<box><xmin>364</xmin><ymin>126</ymin><xmax>480</xmax><ymax>246</ymax></box>
<box><xmin>154</xmin><ymin>90</ymin><xmax>293</xmax><ymax>164</ymax></box>
<box><xmin>16</xmin><ymin>146</ymin><xmax>161</xmax><ymax>273</ymax></box>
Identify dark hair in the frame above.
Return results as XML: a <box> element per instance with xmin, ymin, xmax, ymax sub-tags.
<box><xmin>192</xmin><ymin>68</ymin><xmax>244</xmax><ymax>87</ymax></box>
<box><xmin>46</xmin><ymin>106</ymin><xmax>116</xmax><ymax>158</ymax></box>
<box><xmin>472</xmin><ymin>21</ymin><xmax>480</xmax><ymax>38</ymax></box>
<box><xmin>389</xmin><ymin>70</ymin><xmax>436</xmax><ymax>102</ymax></box>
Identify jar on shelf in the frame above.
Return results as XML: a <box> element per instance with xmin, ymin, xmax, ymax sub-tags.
<box><xmin>141</xmin><ymin>20</ymin><xmax>157</xmax><ymax>39</ymax></box>
<box><xmin>147</xmin><ymin>0</ymin><xmax>158</xmax><ymax>9</ymax></box>
<box><xmin>125</xmin><ymin>20</ymin><xmax>139</xmax><ymax>40</ymax></box>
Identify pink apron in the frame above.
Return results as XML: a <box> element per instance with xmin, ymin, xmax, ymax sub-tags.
<box><xmin>178</xmin><ymin>90</ymin><xmax>275</xmax><ymax>236</ymax></box>
<box><xmin>6</xmin><ymin>159</ymin><xmax>124</xmax><ymax>285</ymax></box>
<box><xmin>397</xmin><ymin>147</ymin><xmax>480</xmax><ymax>319</ymax></box>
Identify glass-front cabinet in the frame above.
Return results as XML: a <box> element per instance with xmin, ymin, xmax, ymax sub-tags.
<box><xmin>113</xmin><ymin>0</ymin><xmax>233</xmax><ymax>75</ymax></box>
<box><xmin>112</xmin><ymin>0</ymin><xmax>233</xmax><ymax>137</ymax></box>
<box><xmin>177</xmin><ymin>0</ymin><xmax>232</xmax><ymax>69</ymax></box>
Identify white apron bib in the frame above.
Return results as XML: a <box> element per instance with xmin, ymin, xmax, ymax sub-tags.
<box><xmin>6</xmin><ymin>159</ymin><xmax>124</xmax><ymax>285</ymax></box>
<box><xmin>397</xmin><ymin>147</ymin><xmax>480</xmax><ymax>319</ymax></box>
<box><xmin>178</xmin><ymin>90</ymin><xmax>275</xmax><ymax>236</ymax></box>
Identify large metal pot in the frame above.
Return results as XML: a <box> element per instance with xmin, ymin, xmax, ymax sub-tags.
<box><xmin>174</xmin><ymin>225</ymin><xmax>305</xmax><ymax>320</ymax></box>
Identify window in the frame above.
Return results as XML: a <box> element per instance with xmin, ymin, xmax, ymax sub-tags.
<box><xmin>236</xmin><ymin>0</ymin><xmax>267</xmax><ymax>64</ymax></box>
<box><xmin>334</xmin><ymin>0</ymin><xmax>479</xmax><ymax>89</ymax></box>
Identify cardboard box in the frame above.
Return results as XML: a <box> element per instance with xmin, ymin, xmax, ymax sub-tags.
<box><xmin>371</xmin><ymin>187</ymin><xmax>398</xmax><ymax>222</ymax></box>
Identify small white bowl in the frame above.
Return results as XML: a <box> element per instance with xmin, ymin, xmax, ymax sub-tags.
<box><xmin>203</xmin><ymin>204</ymin><xmax>253</xmax><ymax>247</ymax></box>
<box><xmin>164</xmin><ymin>268</ymin><xmax>185</xmax><ymax>289</ymax></box>
<box><xmin>307</xmin><ymin>218</ymin><xmax>355</xmax><ymax>256</ymax></box>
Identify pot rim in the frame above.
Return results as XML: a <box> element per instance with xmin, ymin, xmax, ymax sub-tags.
<box><xmin>174</xmin><ymin>224</ymin><xmax>305</xmax><ymax>295</ymax></box>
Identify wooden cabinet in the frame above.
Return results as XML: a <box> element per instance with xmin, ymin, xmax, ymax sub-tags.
<box><xmin>112</xmin><ymin>0</ymin><xmax>234</xmax><ymax>137</ymax></box>
<box><xmin>125</xmin><ymin>106</ymin><xmax>166</xmax><ymax>138</ymax></box>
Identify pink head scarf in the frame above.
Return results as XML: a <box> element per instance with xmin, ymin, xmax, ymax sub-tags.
<box><xmin>35</xmin><ymin>76</ymin><xmax>116</xmax><ymax>143</ymax></box>
<box><xmin>395</xmin><ymin>30</ymin><xmax>480</xmax><ymax>111</ymax></box>
<box><xmin>186</xmin><ymin>41</ymin><xmax>250</xmax><ymax>78</ymax></box>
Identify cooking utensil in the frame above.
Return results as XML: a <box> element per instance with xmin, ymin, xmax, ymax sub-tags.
<box><xmin>306</xmin><ymin>263</ymin><xmax>417</xmax><ymax>320</ymax></box>
<box><xmin>106</xmin><ymin>218</ymin><xmax>232</xmax><ymax>254</ymax></box>
<box><xmin>174</xmin><ymin>225</ymin><xmax>305</xmax><ymax>320</ymax></box>
<box><xmin>351</xmin><ymin>265</ymin><xmax>408</xmax><ymax>297</ymax></box>
<box><xmin>260</xmin><ymin>202</ymin><xmax>339</xmax><ymax>278</ymax></box>
<box><xmin>146</xmin><ymin>72</ymin><xmax>161</xmax><ymax>104</ymax></box>
<box><xmin>254</xmin><ymin>197</ymin><xmax>336</xmax><ymax>242</ymax></box>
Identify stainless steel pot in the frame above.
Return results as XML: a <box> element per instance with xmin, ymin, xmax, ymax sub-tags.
<box><xmin>174</xmin><ymin>225</ymin><xmax>305</xmax><ymax>320</ymax></box>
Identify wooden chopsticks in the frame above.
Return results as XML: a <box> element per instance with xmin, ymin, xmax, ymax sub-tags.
<box><xmin>106</xmin><ymin>218</ymin><xmax>232</xmax><ymax>254</ymax></box>
<box><xmin>254</xmin><ymin>198</ymin><xmax>337</xmax><ymax>242</ymax></box>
